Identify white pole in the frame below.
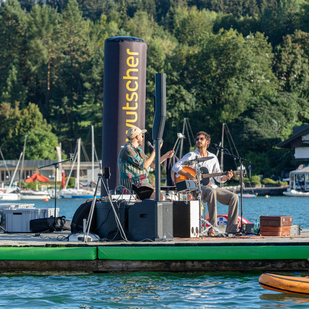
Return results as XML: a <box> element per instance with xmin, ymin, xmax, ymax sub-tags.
<box><xmin>9</xmin><ymin>152</ymin><xmax>23</xmax><ymax>190</ymax></box>
<box><xmin>19</xmin><ymin>135</ymin><xmax>28</xmax><ymax>188</ymax></box>
<box><xmin>76</xmin><ymin>138</ymin><xmax>81</xmax><ymax>190</ymax></box>
<box><xmin>91</xmin><ymin>125</ymin><xmax>94</xmax><ymax>185</ymax></box>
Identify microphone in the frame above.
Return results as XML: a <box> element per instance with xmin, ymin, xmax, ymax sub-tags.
<box><xmin>147</xmin><ymin>141</ymin><xmax>154</xmax><ymax>149</ymax></box>
<box><xmin>184</xmin><ymin>157</ymin><xmax>214</xmax><ymax>165</ymax></box>
<box><xmin>212</xmin><ymin>143</ymin><xmax>228</xmax><ymax>151</ymax></box>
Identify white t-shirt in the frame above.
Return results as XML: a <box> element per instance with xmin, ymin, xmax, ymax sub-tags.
<box><xmin>172</xmin><ymin>148</ymin><xmax>225</xmax><ymax>189</ymax></box>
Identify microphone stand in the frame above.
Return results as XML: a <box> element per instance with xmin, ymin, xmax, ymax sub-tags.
<box><xmin>218</xmin><ymin>148</ymin><xmax>250</xmax><ymax>233</ymax></box>
<box><xmin>192</xmin><ymin>155</ymin><xmax>222</xmax><ymax>236</ymax></box>
<box><xmin>39</xmin><ymin>159</ymin><xmax>71</xmax><ymax>231</ymax></box>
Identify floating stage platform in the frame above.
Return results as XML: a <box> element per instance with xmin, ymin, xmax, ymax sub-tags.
<box><xmin>1</xmin><ymin>231</ymin><xmax>309</xmax><ymax>272</ymax></box>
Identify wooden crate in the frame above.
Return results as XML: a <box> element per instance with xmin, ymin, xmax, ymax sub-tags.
<box><xmin>260</xmin><ymin>226</ymin><xmax>291</xmax><ymax>236</ymax></box>
<box><xmin>260</xmin><ymin>216</ymin><xmax>293</xmax><ymax>227</ymax></box>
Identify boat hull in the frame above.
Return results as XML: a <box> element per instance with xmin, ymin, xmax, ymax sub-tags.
<box><xmin>20</xmin><ymin>195</ymin><xmax>50</xmax><ymax>200</ymax></box>
<box><xmin>0</xmin><ymin>194</ymin><xmax>20</xmax><ymax>201</ymax></box>
<box><xmin>283</xmin><ymin>190</ymin><xmax>309</xmax><ymax>197</ymax></box>
<box><xmin>259</xmin><ymin>273</ymin><xmax>309</xmax><ymax>295</ymax></box>
<box><xmin>60</xmin><ymin>194</ymin><xmax>95</xmax><ymax>199</ymax></box>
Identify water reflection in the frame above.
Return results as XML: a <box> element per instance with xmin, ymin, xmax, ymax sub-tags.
<box><xmin>260</xmin><ymin>293</ymin><xmax>309</xmax><ymax>307</ymax></box>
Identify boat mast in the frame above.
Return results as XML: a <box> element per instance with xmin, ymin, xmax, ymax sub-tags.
<box><xmin>19</xmin><ymin>135</ymin><xmax>28</xmax><ymax>188</ymax></box>
<box><xmin>9</xmin><ymin>152</ymin><xmax>23</xmax><ymax>190</ymax></box>
<box><xmin>91</xmin><ymin>125</ymin><xmax>94</xmax><ymax>185</ymax></box>
<box><xmin>76</xmin><ymin>138</ymin><xmax>81</xmax><ymax>190</ymax></box>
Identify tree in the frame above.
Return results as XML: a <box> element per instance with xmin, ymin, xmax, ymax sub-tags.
<box><xmin>26</xmin><ymin>4</ymin><xmax>63</xmax><ymax>120</ymax></box>
<box><xmin>52</xmin><ymin>0</ymin><xmax>93</xmax><ymax>152</ymax></box>
<box><xmin>0</xmin><ymin>103</ymin><xmax>59</xmax><ymax>159</ymax></box>
<box><xmin>0</xmin><ymin>0</ymin><xmax>27</xmax><ymax>105</ymax></box>
<box><xmin>191</xmin><ymin>30</ymin><xmax>277</xmax><ymax>136</ymax></box>
<box><xmin>275</xmin><ymin>30</ymin><xmax>309</xmax><ymax>100</ymax></box>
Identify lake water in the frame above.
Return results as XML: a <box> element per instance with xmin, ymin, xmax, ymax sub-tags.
<box><xmin>1</xmin><ymin>196</ymin><xmax>309</xmax><ymax>308</ymax></box>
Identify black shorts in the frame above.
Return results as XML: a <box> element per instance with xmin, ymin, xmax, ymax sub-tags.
<box><xmin>132</xmin><ymin>185</ymin><xmax>154</xmax><ymax>200</ymax></box>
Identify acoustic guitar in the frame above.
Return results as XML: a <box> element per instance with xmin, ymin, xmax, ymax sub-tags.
<box><xmin>175</xmin><ymin>166</ymin><xmax>242</xmax><ymax>186</ymax></box>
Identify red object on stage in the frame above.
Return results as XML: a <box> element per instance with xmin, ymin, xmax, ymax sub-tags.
<box><xmin>206</xmin><ymin>213</ymin><xmax>251</xmax><ymax>227</ymax></box>
<box><xmin>25</xmin><ymin>173</ymin><xmax>49</xmax><ymax>182</ymax></box>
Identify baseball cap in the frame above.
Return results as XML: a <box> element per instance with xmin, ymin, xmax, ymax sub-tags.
<box><xmin>127</xmin><ymin>127</ymin><xmax>147</xmax><ymax>139</ymax></box>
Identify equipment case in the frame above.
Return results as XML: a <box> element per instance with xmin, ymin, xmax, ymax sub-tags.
<box><xmin>260</xmin><ymin>216</ymin><xmax>293</xmax><ymax>227</ymax></box>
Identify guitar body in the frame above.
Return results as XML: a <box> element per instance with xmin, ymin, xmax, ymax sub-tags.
<box><xmin>175</xmin><ymin>167</ymin><xmax>241</xmax><ymax>186</ymax></box>
<box><xmin>175</xmin><ymin>166</ymin><xmax>211</xmax><ymax>186</ymax></box>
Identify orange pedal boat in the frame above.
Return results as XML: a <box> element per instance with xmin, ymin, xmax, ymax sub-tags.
<box><xmin>259</xmin><ymin>273</ymin><xmax>309</xmax><ymax>296</ymax></box>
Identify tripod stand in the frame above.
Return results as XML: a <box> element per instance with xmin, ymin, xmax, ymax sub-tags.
<box><xmin>192</xmin><ymin>157</ymin><xmax>224</xmax><ymax>236</ymax></box>
<box><xmin>218</xmin><ymin>149</ymin><xmax>250</xmax><ymax>233</ymax></box>
<box><xmin>84</xmin><ymin>169</ymin><xmax>128</xmax><ymax>243</ymax></box>
<box><xmin>39</xmin><ymin>158</ymin><xmax>71</xmax><ymax>231</ymax></box>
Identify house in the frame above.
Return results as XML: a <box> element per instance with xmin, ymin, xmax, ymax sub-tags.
<box><xmin>277</xmin><ymin>125</ymin><xmax>309</xmax><ymax>180</ymax></box>
<box><xmin>277</xmin><ymin>124</ymin><xmax>309</xmax><ymax>160</ymax></box>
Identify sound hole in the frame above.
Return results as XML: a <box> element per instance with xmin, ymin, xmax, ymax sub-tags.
<box><xmin>140</xmin><ymin>214</ymin><xmax>148</xmax><ymax>218</ymax></box>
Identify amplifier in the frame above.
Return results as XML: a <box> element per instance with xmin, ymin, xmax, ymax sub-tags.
<box><xmin>173</xmin><ymin>201</ymin><xmax>199</xmax><ymax>238</ymax></box>
<box><xmin>176</xmin><ymin>180</ymin><xmax>198</xmax><ymax>192</ymax></box>
<box><xmin>96</xmin><ymin>201</ymin><xmax>129</xmax><ymax>240</ymax></box>
<box><xmin>128</xmin><ymin>200</ymin><xmax>173</xmax><ymax>241</ymax></box>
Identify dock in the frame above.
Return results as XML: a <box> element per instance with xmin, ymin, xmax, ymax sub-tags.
<box><xmin>234</xmin><ymin>186</ymin><xmax>288</xmax><ymax>196</ymax></box>
<box><xmin>1</xmin><ymin>230</ymin><xmax>309</xmax><ymax>272</ymax></box>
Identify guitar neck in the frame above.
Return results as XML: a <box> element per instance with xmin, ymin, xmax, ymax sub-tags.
<box><xmin>201</xmin><ymin>172</ymin><xmax>227</xmax><ymax>179</ymax></box>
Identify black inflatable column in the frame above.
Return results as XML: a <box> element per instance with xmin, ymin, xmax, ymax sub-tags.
<box><xmin>102</xmin><ymin>37</ymin><xmax>147</xmax><ymax>192</ymax></box>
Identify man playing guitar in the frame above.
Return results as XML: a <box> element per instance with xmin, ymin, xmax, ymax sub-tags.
<box><xmin>172</xmin><ymin>131</ymin><xmax>239</xmax><ymax>236</ymax></box>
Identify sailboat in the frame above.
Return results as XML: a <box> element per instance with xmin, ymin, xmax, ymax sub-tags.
<box><xmin>59</xmin><ymin>132</ymin><xmax>100</xmax><ymax>199</ymax></box>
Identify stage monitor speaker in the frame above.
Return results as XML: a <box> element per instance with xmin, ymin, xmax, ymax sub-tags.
<box><xmin>128</xmin><ymin>199</ymin><xmax>173</xmax><ymax>241</ymax></box>
<box><xmin>173</xmin><ymin>201</ymin><xmax>199</xmax><ymax>238</ymax></box>
<box><xmin>152</xmin><ymin>73</ymin><xmax>166</xmax><ymax>140</ymax></box>
<box><xmin>96</xmin><ymin>200</ymin><xmax>131</xmax><ymax>240</ymax></box>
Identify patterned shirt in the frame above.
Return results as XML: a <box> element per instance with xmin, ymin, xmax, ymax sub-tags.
<box><xmin>118</xmin><ymin>142</ymin><xmax>154</xmax><ymax>192</ymax></box>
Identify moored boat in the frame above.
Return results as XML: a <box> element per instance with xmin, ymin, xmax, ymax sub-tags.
<box><xmin>19</xmin><ymin>189</ymin><xmax>50</xmax><ymax>200</ymax></box>
<box><xmin>259</xmin><ymin>273</ymin><xmax>309</xmax><ymax>295</ymax></box>
<box><xmin>283</xmin><ymin>166</ymin><xmax>309</xmax><ymax>197</ymax></box>
<box><xmin>283</xmin><ymin>188</ymin><xmax>309</xmax><ymax>197</ymax></box>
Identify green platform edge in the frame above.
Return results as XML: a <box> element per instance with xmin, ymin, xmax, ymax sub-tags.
<box><xmin>98</xmin><ymin>245</ymin><xmax>309</xmax><ymax>261</ymax></box>
<box><xmin>0</xmin><ymin>247</ymin><xmax>97</xmax><ymax>260</ymax></box>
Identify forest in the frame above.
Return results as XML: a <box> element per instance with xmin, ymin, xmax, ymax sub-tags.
<box><xmin>0</xmin><ymin>0</ymin><xmax>309</xmax><ymax>178</ymax></box>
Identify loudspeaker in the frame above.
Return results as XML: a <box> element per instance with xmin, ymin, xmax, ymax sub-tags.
<box><xmin>71</xmin><ymin>199</ymin><xmax>97</xmax><ymax>233</ymax></box>
<box><xmin>96</xmin><ymin>200</ymin><xmax>130</xmax><ymax>240</ymax></box>
<box><xmin>173</xmin><ymin>201</ymin><xmax>199</xmax><ymax>238</ymax></box>
<box><xmin>152</xmin><ymin>73</ymin><xmax>166</xmax><ymax>140</ymax></box>
<box><xmin>128</xmin><ymin>199</ymin><xmax>173</xmax><ymax>241</ymax></box>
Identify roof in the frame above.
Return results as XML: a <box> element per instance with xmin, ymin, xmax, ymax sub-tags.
<box><xmin>290</xmin><ymin>166</ymin><xmax>309</xmax><ymax>174</ymax></box>
<box><xmin>277</xmin><ymin>125</ymin><xmax>309</xmax><ymax>148</ymax></box>
<box><xmin>0</xmin><ymin>160</ymin><xmax>56</xmax><ymax>169</ymax></box>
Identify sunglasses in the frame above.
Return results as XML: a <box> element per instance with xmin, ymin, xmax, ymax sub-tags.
<box><xmin>195</xmin><ymin>137</ymin><xmax>205</xmax><ymax>141</ymax></box>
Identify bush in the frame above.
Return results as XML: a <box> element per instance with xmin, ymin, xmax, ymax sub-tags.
<box><xmin>67</xmin><ymin>177</ymin><xmax>75</xmax><ymax>188</ymax></box>
<box><xmin>250</xmin><ymin>175</ymin><xmax>261</xmax><ymax>185</ymax></box>
<box><xmin>262</xmin><ymin>178</ymin><xmax>278</xmax><ymax>186</ymax></box>
<box><xmin>243</xmin><ymin>177</ymin><xmax>251</xmax><ymax>184</ymax></box>
<box><xmin>278</xmin><ymin>181</ymin><xmax>288</xmax><ymax>187</ymax></box>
